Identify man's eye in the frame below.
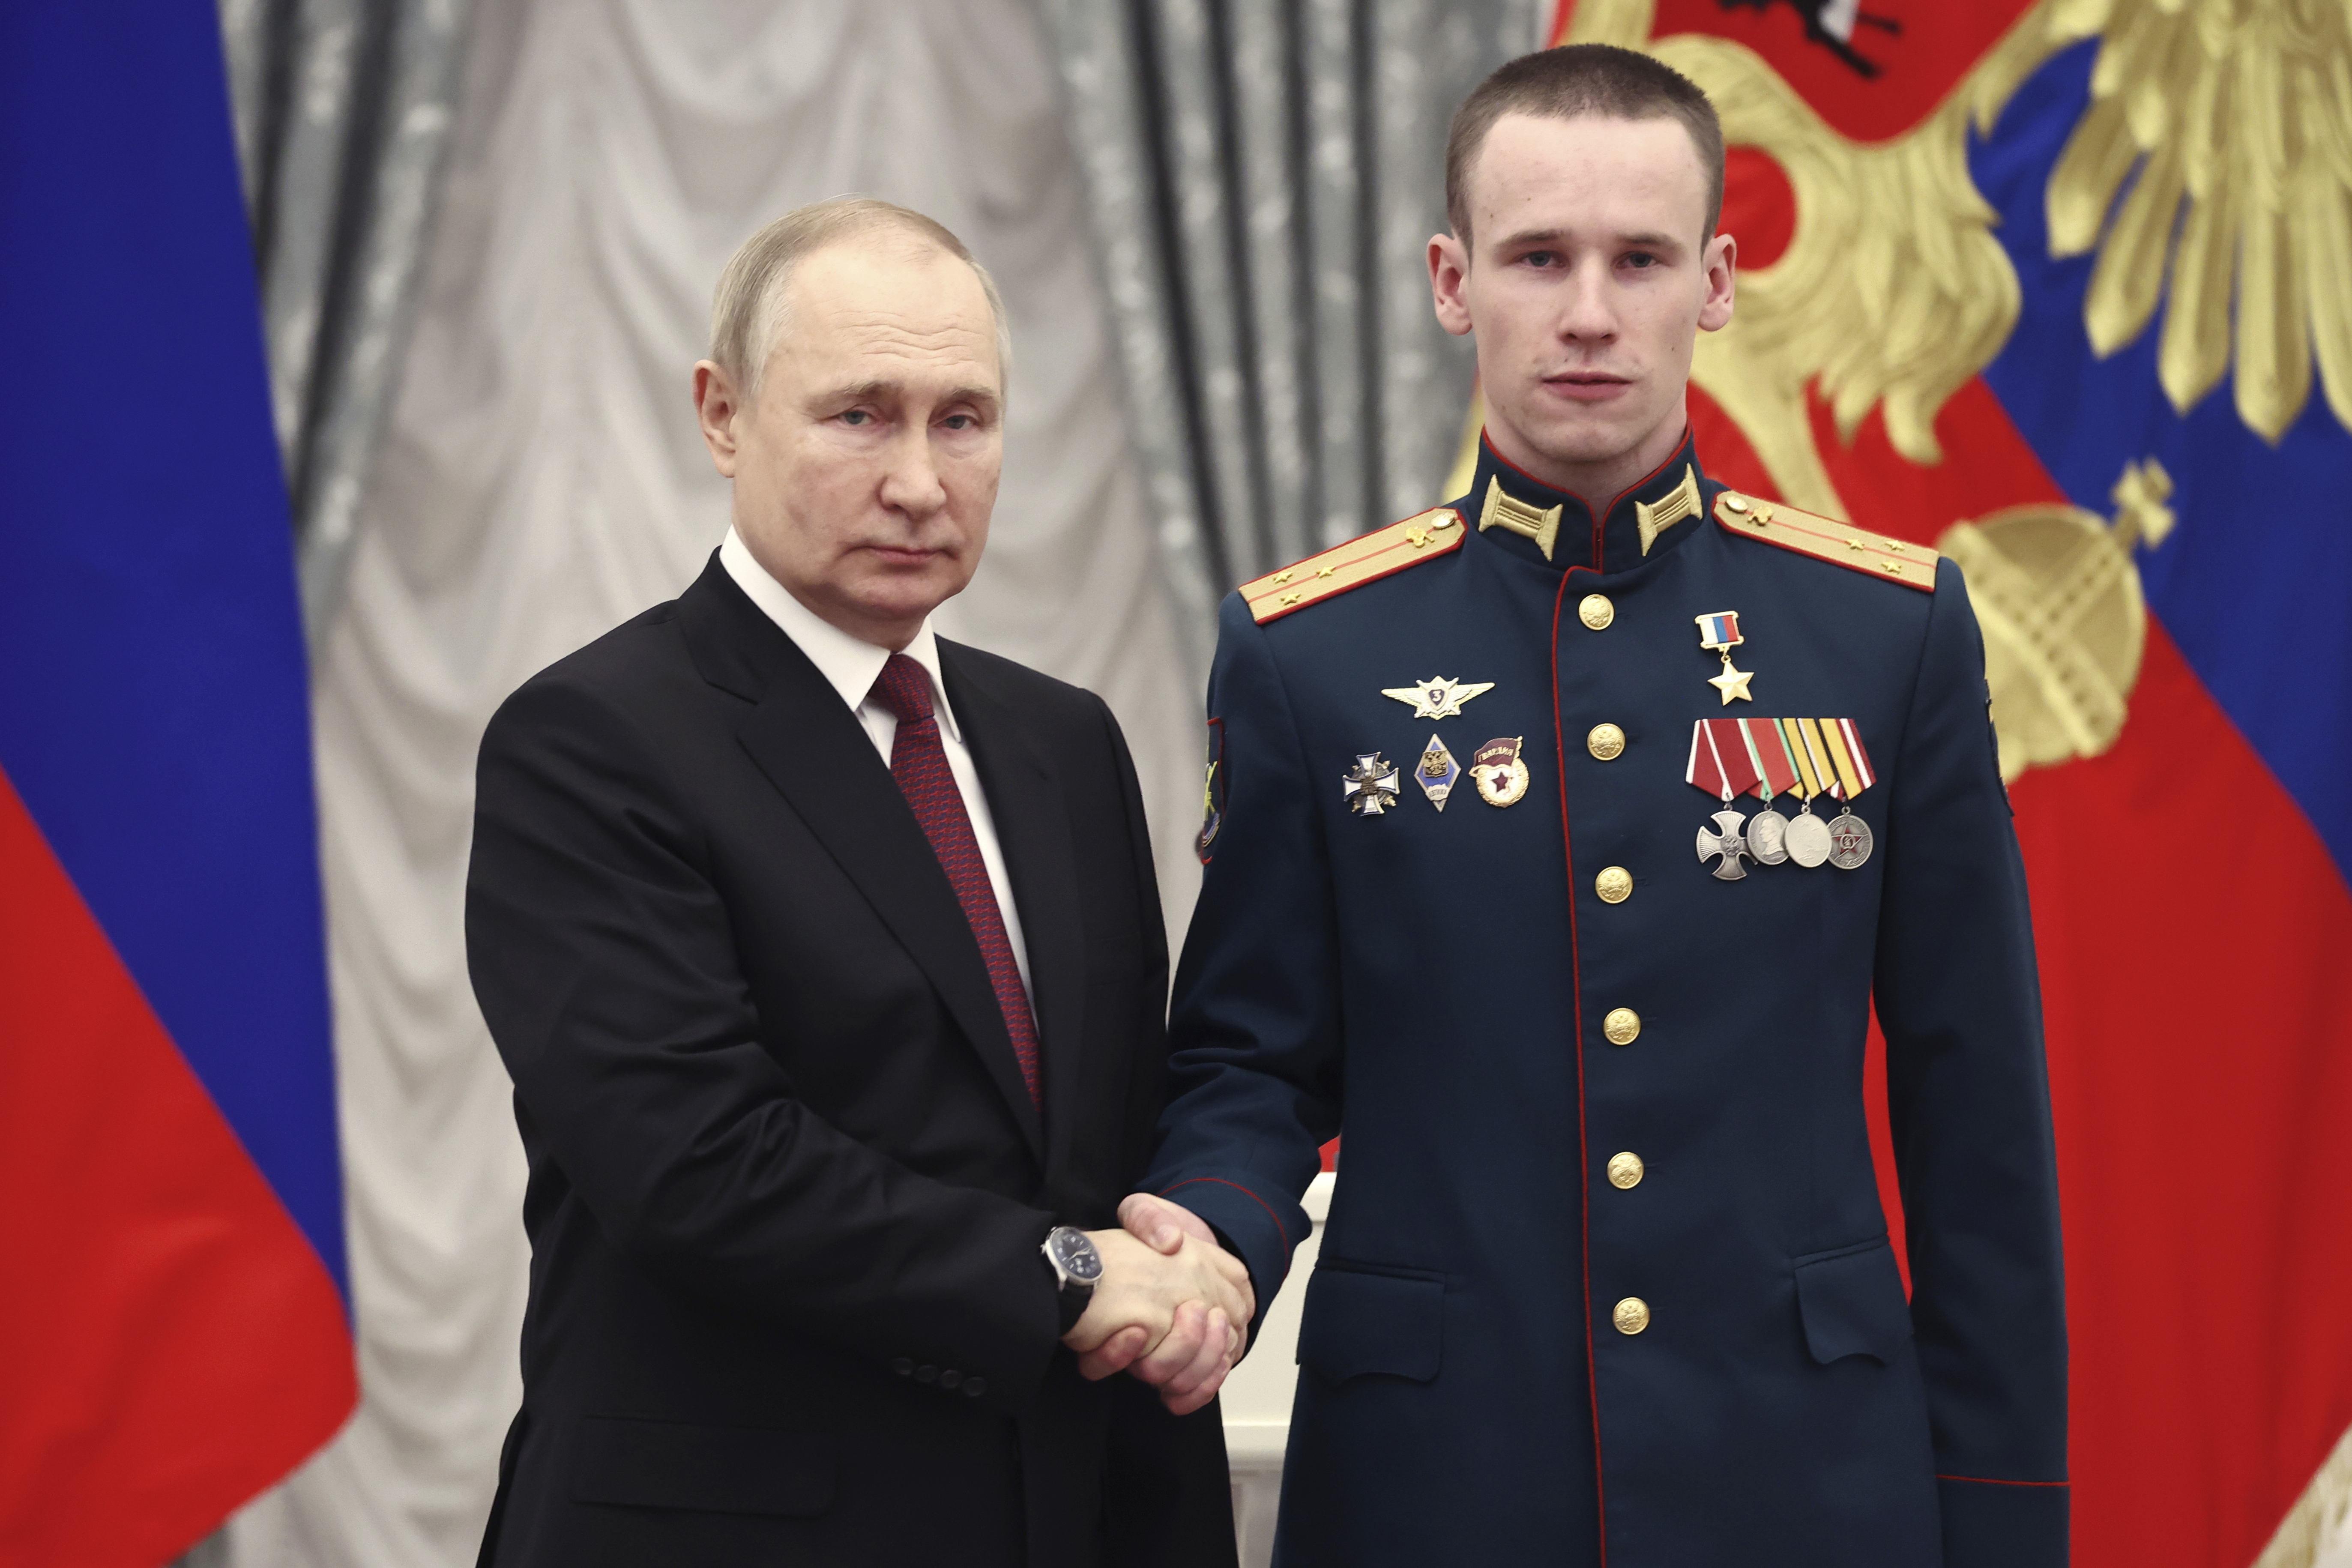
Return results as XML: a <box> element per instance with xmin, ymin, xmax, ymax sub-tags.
<box><xmin>942</xmin><ymin>413</ymin><xmax>976</xmax><ymax>431</ymax></box>
<box><xmin>1624</xmin><ymin>252</ymin><xmax>1658</xmax><ymax>269</ymax></box>
<box><xmin>1524</xmin><ymin>250</ymin><xmax>1559</xmax><ymax>268</ymax></box>
<box><xmin>840</xmin><ymin>409</ymin><xmax>873</xmax><ymax>426</ymax></box>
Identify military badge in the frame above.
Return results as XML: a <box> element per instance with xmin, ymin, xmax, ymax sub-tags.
<box><xmin>1696</xmin><ymin>810</ymin><xmax>1751</xmax><ymax>881</ymax></box>
<box><xmin>1695</xmin><ymin>610</ymin><xmax>1756</xmax><ymax>705</ymax></box>
<box><xmin>1736</xmin><ymin>716</ymin><xmax>1801</xmax><ymax>865</ymax></box>
<box><xmin>1341</xmin><ymin>752</ymin><xmax>1400</xmax><ymax>816</ymax></box>
<box><xmin>1412</xmin><ymin>734</ymin><xmax>1461</xmax><ymax>811</ymax></box>
<box><xmin>1687</xmin><ymin>717</ymin><xmax>1877</xmax><ymax>873</ymax></box>
<box><xmin>1379</xmin><ymin>675</ymin><xmax>1495</xmax><ymax>720</ymax></box>
<box><xmin>1778</xmin><ymin>717</ymin><xmax>1876</xmax><ymax>870</ymax></box>
<box><xmin>1470</xmin><ymin>736</ymin><xmax>1529</xmax><ymax>808</ymax></box>
<box><xmin>1195</xmin><ymin>719</ymin><xmax>1226</xmax><ymax>862</ymax></box>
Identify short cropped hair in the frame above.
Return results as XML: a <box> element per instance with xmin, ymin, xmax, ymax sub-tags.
<box><xmin>708</xmin><ymin>197</ymin><xmax>1010</xmax><ymax>397</ymax></box>
<box><xmin>1445</xmin><ymin>44</ymin><xmax>1725</xmax><ymax>253</ymax></box>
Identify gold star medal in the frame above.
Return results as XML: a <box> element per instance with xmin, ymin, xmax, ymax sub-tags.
<box><xmin>1379</xmin><ymin>675</ymin><xmax>1495</xmax><ymax>720</ymax></box>
<box><xmin>1694</xmin><ymin>611</ymin><xmax>1754</xmax><ymax>704</ymax></box>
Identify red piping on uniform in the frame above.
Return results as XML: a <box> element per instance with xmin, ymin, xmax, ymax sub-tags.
<box><xmin>1550</xmin><ymin>565</ymin><xmax>1607</xmax><ymax>1565</ymax></box>
<box><xmin>1157</xmin><ymin>1176</ymin><xmax>1290</xmax><ymax>1251</ymax></box>
<box><xmin>1597</xmin><ymin>430</ymin><xmax>1695</xmax><ymax>536</ymax></box>
<box><xmin>1245</xmin><ymin>511</ymin><xmax>1466</xmax><ymax>624</ymax></box>
<box><xmin>1935</xmin><ymin>1474</ymin><xmax>2072</xmax><ymax>1487</ymax></box>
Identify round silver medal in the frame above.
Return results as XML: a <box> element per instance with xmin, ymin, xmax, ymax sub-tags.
<box><xmin>1784</xmin><ymin>810</ymin><xmax>1832</xmax><ymax>868</ymax></box>
<box><xmin>1827</xmin><ymin>810</ymin><xmax>1874</xmax><ymax>870</ymax></box>
<box><xmin>1748</xmin><ymin>807</ymin><xmax>1791</xmax><ymax>865</ymax></box>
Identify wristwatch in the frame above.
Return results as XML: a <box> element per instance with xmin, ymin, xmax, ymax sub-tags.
<box><xmin>1042</xmin><ymin>1225</ymin><xmax>1103</xmax><ymax>1333</ymax></box>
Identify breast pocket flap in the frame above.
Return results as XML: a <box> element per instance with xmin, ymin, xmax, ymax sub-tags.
<box><xmin>1296</xmin><ymin>1264</ymin><xmax>1444</xmax><ymax>1387</ymax></box>
<box><xmin>1794</xmin><ymin>1240</ymin><xmax>1913</xmax><ymax>1366</ymax></box>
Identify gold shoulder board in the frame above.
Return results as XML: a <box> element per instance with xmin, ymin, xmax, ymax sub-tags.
<box><xmin>1240</xmin><ymin>507</ymin><xmax>1465</xmax><ymax>625</ymax></box>
<box><xmin>1713</xmin><ymin>491</ymin><xmax>1939</xmax><ymax>592</ymax></box>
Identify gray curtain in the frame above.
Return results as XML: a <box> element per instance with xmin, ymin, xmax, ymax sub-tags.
<box><xmin>216</xmin><ymin>0</ymin><xmax>472</xmax><ymax>645</ymax></box>
<box><xmin>1037</xmin><ymin>0</ymin><xmax>1542</xmax><ymax>662</ymax></box>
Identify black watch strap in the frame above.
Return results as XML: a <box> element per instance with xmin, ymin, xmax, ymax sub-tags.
<box><xmin>1054</xmin><ymin>1273</ymin><xmax>1092</xmax><ymax>1335</ymax></box>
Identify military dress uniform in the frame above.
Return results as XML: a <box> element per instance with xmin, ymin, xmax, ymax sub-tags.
<box><xmin>1146</xmin><ymin>434</ymin><xmax>2067</xmax><ymax>1567</ymax></box>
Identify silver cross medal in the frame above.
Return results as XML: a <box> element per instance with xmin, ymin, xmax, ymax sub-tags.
<box><xmin>1696</xmin><ymin>809</ymin><xmax>1752</xmax><ymax>881</ymax></box>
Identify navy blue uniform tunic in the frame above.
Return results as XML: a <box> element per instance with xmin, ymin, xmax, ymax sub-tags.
<box><xmin>1146</xmin><ymin>436</ymin><xmax>2067</xmax><ymax>1567</ymax></box>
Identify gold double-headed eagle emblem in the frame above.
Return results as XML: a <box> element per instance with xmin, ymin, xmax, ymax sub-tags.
<box><xmin>1512</xmin><ymin>0</ymin><xmax>2352</xmax><ymax>783</ymax></box>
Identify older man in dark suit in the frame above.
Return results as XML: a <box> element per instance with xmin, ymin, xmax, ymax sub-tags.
<box><xmin>465</xmin><ymin>198</ymin><xmax>1246</xmax><ymax>1568</ymax></box>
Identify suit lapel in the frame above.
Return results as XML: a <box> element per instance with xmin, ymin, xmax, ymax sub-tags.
<box><xmin>682</xmin><ymin>563</ymin><xmax>1046</xmax><ymax>1161</ymax></box>
<box><xmin>941</xmin><ymin>641</ymin><xmax>1089</xmax><ymax>1182</ymax></box>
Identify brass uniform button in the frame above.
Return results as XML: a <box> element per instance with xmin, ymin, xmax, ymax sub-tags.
<box><xmin>1613</xmin><ymin>1297</ymin><xmax>1651</xmax><ymax>1335</ymax></box>
<box><xmin>1578</xmin><ymin>593</ymin><xmax>1615</xmax><ymax>630</ymax></box>
<box><xmin>1607</xmin><ymin>1152</ymin><xmax>1644</xmax><ymax>1189</ymax></box>
<box><xmin>1602</xmin><ymin>1008</ymin><xmax>1640</xmax><ymax>1045</ymax></box>
<box><xmin>1587</xmin><ymin>723</ymin><xmax>1625</xmax><ymax>761</ymax></box>
<box><xmin>1595</xmin><ymin>866</ymin><xmax>1633</xmax><ymax>904</ymax></box>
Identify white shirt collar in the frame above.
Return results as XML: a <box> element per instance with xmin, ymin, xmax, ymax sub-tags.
<box><xmin>719</xmin><ymin>527</ymin><xmax>961</xmax><ymax>742</ymax></box>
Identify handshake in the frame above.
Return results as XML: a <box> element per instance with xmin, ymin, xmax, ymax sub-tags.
<box><xmin>1060</xmin><ymin>1194</ymin><xmax>1256</xmax><ymax>1417</ymax></box>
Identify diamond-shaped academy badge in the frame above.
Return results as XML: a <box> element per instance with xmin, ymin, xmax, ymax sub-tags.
<box><xmin>1412</xmin><ymin>733</ymin><xmax>1460</xmax><ymax>811</ymax></box>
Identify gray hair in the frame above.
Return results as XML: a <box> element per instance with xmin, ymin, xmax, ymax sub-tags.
<box><xmin>707</xmin><ymin>197</ymin><xmax>1010</xmax><ymax>399</ymax></box>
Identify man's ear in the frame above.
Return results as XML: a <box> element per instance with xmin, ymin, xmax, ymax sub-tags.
<box><xmin>1429</xmin><ymin>232</ymin><xmax>1473</xmax><ymax>338</ymax></box>
<box><xmin>693</xmin><ymin>360</ymin><xmax>743</xmax><ymax>478</ymax></box>
<box><xmin>1698</xmin><ymin>230</ymin><xmax>1736</xmax><ymax>333</ymax></box>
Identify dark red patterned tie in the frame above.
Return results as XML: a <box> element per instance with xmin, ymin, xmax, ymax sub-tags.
<box><xmin>868</xmin><ymin>654</ymin><xmax>1041</xmax><ymax>1107</ymax></box>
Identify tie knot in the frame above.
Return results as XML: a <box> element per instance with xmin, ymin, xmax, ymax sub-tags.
<box><xmin>869</xmin><ymin>652</ymin><xmax>934</xmax><ymax>724</ymax></box>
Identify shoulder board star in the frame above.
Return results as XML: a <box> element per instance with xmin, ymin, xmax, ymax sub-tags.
<box><xmin>1240</xmin><ymin>507</ymin><xmax>1465</xmax><ymax>625</ymax></box>
<box><xmin>1713</xmin><ymin>491</ymin><xmax>1940</xmax><ymax>592</ymax></box>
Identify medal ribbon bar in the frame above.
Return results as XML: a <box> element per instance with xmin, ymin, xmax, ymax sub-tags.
<box><xmin>1694</xmin><ymin>719</ymin><xmax>1874</xmax><ymax>804</ymax></box>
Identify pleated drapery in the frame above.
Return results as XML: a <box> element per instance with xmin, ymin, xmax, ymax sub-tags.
<box><xmin>1038</xmin><ymin>0</ymin><xmax>1541</xmax><ymax>657</ymax></box>
<box><xmin>216</xmin><ymin>0</ymin><xmax>472</xmax><ymax>643</ymax></box>
<box><xmin>195</xmin><ymin>4</ymin><xmax>1200</xmax><ymax>1562</ymax></box>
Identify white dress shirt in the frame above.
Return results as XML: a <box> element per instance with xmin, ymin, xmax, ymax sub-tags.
<box><xmin>720</xmin><ymin>527</ymin><xmax>1032</xmax><ymax>998</ymax></box>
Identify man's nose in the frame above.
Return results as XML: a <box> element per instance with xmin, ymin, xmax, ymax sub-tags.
<box><xmin>1557</xmin><ymin>258</ymin><xmax>1618</xmax><ymax>342</ymax></box>
<box><xmin>877</xmin><ymin>427</ymin><xmax>948</xmax><ymax>520</ymax></box>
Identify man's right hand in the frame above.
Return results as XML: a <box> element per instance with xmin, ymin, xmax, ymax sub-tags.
<box><xmin>1062</xmin><ymin>1227</ymin><xmax>1251</xmax><ymax>1415</ymax></box>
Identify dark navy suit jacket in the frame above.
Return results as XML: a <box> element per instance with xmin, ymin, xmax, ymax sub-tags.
<box><xmin>1145</xmin><ymin>435</ymin><xmax>2067</xmax><ymax>1566</ymax></box>
<box><xmin>466</xmin><ymin>559</ymin><xmax>1233</xmax><ymax>1567</ymax></box>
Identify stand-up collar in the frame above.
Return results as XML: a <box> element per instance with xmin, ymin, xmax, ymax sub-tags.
<box><xmin>1460</xmin><ymin>428</ymin><xmax>1711</xmax><ymax>576</ymax></box>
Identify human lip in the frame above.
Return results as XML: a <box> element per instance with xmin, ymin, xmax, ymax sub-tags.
<box><xmin>863</xmin><ymin>543</ymin><xmax>944</xmax><ymax>567</ymax></box>
<box><xmin>1542</xmin><ymin>372</ymin><xmax>1633</xmax><ymax>404</ymax></box>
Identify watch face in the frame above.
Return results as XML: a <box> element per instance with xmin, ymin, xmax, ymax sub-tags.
<box><xmin>1051</xmin><ymin>1227</ymin><xmax>1104</xmax><ymax>1285</ymax></box>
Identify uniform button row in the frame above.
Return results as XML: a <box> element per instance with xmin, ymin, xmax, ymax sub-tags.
<box><xmin>891</xmin><ymin>1358</ymin><xmax>987</xmax><ymax>1397</ymax></box>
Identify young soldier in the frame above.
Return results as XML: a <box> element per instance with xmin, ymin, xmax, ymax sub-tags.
<box><xmin>1120</xmin><ymin>45</ymin><xmax>2065</xmax><ymax>1568</ymax></box>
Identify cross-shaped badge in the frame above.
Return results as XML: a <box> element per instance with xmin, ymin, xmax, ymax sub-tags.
<box><xmin>1341</xmin><ymin>753</ymin><xmax>1401</xmax><ymax>816</ymax></box>
<box><xmin>1696</xmin><ymin>808</ymin><xmax>1751</xmax><ymax>881</ymax></box>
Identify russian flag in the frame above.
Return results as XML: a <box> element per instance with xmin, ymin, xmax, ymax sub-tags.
<box><xmin>0</xmin><ymin>10</ymin><xmax>357</xmax><ymax>1565</ymax></box>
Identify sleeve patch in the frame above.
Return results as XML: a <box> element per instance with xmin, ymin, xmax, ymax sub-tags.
<box><xmin>1196</xmin><ymin>718</ymin><xmax>1226</xmax><ymax>863</ymax></box>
